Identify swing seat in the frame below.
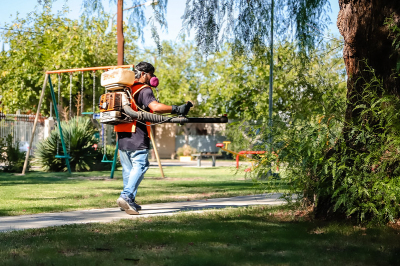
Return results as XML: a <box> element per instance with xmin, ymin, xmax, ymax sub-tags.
<box><xmin>82</xmin><ymin>112</ymin><xmax>100</xmax><ymax>119</ymax></box>
<box><xmin>55</xmin><ymin>154</ymin><xmax>71</xmax><ymax>159</ymax></box>
<box><xmin>101</xmin><ymin>154</ymin><xmax>114</xmax><ymax>163</ymax></box>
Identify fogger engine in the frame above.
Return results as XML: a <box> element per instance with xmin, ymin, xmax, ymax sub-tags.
<box><xmin>99</xmin><ymin>68</ymin><xmax>135</xmax><ymax>125</ymax></box>
<box><xmin>99</xmin><ymin>91</ymin><xmax>132</xmax><ymax>125</ymax></box>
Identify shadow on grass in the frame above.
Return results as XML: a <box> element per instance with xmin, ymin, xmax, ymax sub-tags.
<box><xmin>0</xmin><ymin>171</ymin><xmax>120</xmax><ymax>186</ymax></box>
<box><xmin>0</xmin><ymin>206</ymin><xmax>399</xmax><ymax>266</ymax></box>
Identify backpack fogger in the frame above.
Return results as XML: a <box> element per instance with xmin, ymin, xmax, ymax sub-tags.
<box><xmin>99</xmin><ymin>68</ymin><xmax>136</xmax><ymax>125</ymax></box>
<box><xmin>98</xmin><ymin>68</ymin><xmax>228</xmax><ymax>125</ymax></box>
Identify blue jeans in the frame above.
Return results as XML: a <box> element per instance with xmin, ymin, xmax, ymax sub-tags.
<box><xmin>119</xmin><ymin>149</ymin><xmax>150</xmax><ymax>199</ymax></box>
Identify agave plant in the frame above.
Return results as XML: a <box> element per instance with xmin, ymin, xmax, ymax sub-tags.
<box><xmin>35</xmin><ymin>117</ymin><xmax>100</xmax><ymax>172</ymax></box>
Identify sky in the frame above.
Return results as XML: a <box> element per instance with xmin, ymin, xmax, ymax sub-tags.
<box><xmin>0</xmin><ymin>0</ymin><xmax>340</xmax><ymax>49</ymax></box>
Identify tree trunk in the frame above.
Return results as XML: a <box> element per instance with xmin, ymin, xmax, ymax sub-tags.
<box><xmin>338</xmin><ymin>0</ymin><xmax>400</xmax><ymax>123</ymax></box>
<box><xmin>314</xmin><ymin>0</ymin><xmax>400</xmax><ymax>218</ymax></box>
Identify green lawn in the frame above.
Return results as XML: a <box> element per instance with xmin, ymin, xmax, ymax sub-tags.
<box><xmin>1</xmin><ymin>205</ymin><xmax>399</xmax><ymax>266</ymax></box>
<box><xmin>0</xmin><ymin>166</ymin><xmax>273</xmax><ymax>216</ymax></box>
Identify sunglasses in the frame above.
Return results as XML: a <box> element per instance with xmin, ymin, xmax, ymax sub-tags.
<box><xmin>144</xmin><ymin>72</ymin><xmax>156</xmax><ymax>78</ymax></box>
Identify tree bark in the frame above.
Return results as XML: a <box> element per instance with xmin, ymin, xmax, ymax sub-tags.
<box><xmin>338</xmin><ymin>0</ymin><xmax>400</xmax><ymax>123</ymax></box>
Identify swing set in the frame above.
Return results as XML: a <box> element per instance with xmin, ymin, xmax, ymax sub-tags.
<box><xmin>55</xmin><ymin>70</ymin><xmax>115</xmax><ymax>163</ymax></box>
<box><xmin>21</xmin><ymin>65</ymin><xmax>136</xmax><ymax>176</ymax></box>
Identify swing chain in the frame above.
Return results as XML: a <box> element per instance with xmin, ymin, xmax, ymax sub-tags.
<box><xmin>103</xmin><ymin>124</ymin><xmax>107</xmax><ymax>155</ymax></box>
<box><xmin>57</xmin><ymin>73</ymin><xmax>61</xmax><ymax>156</ymax></box>
<box><xmin>69</xmin><ymin>72</ymin><xmax>73</xmax><ymax>120</ymax></box>
<box><xmin>93</xmin><ymin>71</ymin><xmax>96</xmax><ymax>114</ymax></box>
<box><xmin>81</xmin><ymin>71</ymin><xmax>84</xmax><ymax>115</ymax></box>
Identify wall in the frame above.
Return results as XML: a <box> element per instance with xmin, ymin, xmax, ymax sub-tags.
<box><xmin>153</xmin><ymin>123</ymin><xmax>177</xmax><ymax>158</ymax></box>
<box><xmin>175</xmin><ymin>135</ymin><xmax>226</xmax><ymax>153</ymax></box>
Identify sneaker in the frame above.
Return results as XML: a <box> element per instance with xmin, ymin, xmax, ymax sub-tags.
<box><xmin>133</xmin><ymin>200</ymin><xmax>142</xmax><ymax>211</ymax></box>
<box><xmin>116</xmin><ymin>194</ymin><xmax>139</xmax><ymax>215</ymax></box>
<box><xmin>119</xmin><ymin>200</ymin><xmax>142</xmax><ymax>211</ymax></box>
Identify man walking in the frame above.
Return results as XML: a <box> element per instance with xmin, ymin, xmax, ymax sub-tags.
<box><xmin>116</xmin><ymin>61</ymin><xmax>192</xmax><ymax>214</ymax></box>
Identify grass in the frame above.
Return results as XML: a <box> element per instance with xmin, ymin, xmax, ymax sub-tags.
<box><xmin>0</xmin><ymin>166</ymin><xmax>278</xmax><ymax>216</ymax></box>
<box><xmin>0</xmin><ymin>205</ymin><xmax>399</xmax><ymax>266</ymax></box>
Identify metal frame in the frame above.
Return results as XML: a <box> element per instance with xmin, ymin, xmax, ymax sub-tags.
<box><xmin>48</xmin><ymin>76</ymin><xmax>72</xmax><ymax>173</ymax></box>
<box><xmin>21</xmin><ymin>65</ymin><xmax>137</xmax><ymax>177</ymax></box>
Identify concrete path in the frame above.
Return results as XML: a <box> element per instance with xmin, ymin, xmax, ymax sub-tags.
<box><xmin>0</xmin><ymin>194</ymin><xmax>284</xmax><ymax>232</ymax></box>
<box><xmin>148</xmin><ymin>159</ymin><xmax>250</xmax><ymax>168</ymax></box>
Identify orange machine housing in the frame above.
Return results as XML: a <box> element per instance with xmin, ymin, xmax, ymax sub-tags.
<box><xmin>99</xmin><ymin>92</ymin><xmax>125</xmax><ymax>112</ymax></box>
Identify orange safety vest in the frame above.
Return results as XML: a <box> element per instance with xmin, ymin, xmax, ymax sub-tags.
<box><xmin>114</xmin><ymin>82</ymin><xmax>152</xmax><ymax>137</ymax></box>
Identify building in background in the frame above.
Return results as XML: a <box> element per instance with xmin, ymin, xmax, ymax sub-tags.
<box><xmin>152</xmin><ymin>123</ymin><xmax>226</xmax><ymax>159</ymax></box>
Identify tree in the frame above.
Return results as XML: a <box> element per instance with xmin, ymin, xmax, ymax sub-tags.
<box><xmin>199</xmin><ymin>40</ymin><xmax>346</xmax><ymax>151</ymax></box>
<box><xmin>338</xmin><ymin>1</ymin><xmax>400</xmax><ymax>124</ymax></box>
<box><xmin>50</xmin><ymin>0</ymin><xmax>168</xmax><ymax>49</ymax></box>
<box><xmin>0</xmin><ymin>5</ymin><xmax>137</xmax><ymax>114</ymax></box>
<box><xmin>182</xmin><ymin>0</ymin><xmax>331</xmax><ymax>56</ymax></box>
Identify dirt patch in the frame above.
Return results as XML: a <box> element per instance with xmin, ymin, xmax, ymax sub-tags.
<box><xmin>388</xmin><ymin>219</ymin><xmax>400</xmax><ymax>230</ymax></box>
<box><xmin>267</xmin><ymin>207</ymin><xmax>313</xmax><ymax>222</ymax></box>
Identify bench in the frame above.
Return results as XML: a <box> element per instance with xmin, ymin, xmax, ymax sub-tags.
<box><xmin>191</xmin><ymin>153</ymin><xmax>222</xmax><ymax>167</ymax></box>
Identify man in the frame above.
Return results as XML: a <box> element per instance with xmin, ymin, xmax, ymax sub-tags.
<box><xmin>116</xmin><ymin>61</ymin><xmax>192</xmax><ymax>215</ymax></box>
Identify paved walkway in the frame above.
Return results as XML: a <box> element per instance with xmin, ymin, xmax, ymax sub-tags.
<box><xmin>148</xmin><ymin>159</ymin><xmax>250</xmax><ymax>168</ymax></box>
<box><xmin>0</xmin><ymin>194</ymin><xmax>284</xmax><ymax>232</ymax></box>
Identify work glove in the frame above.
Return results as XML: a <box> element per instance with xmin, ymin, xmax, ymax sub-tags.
<box><xmin>171</xmin><ymin>101</ymin><xmax>193</xmax><ymax>116</ymax></box>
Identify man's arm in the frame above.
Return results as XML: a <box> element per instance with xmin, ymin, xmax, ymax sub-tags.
<box><xmin>148</xmin><ymin>101</ymin><xmax>172</xmax><ymax>114</ymax></box>
<box><xmin>148</xmin><ymin>101</ymin><xmax>193</xmax><ymax>116</ymax></box>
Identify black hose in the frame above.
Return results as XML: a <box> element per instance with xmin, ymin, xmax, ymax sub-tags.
<box><xmin>123</xmin><ymin>105</ymin><xmax>228</xmax><ymax>124</ymax></box>
<box><xmin>168</xmin><ymin>116</ymin><xmax>228</xmax><ymax>124</ymax></box>
<box><xmin>123</xmin><ymin>105</ymin><xmax>139</xmax><ymax>119</ymax></box>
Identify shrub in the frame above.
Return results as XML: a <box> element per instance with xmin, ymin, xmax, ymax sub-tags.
<box><xmin>92</xmin><ymin>144</ymin><xmax>121</xmax><ymax>171</ymax></box>
<box><xmin>0</xmin><ymin>134</ymin><xmax>26</xmax><ymax>173</ymax></box>
<box><xmin>250</xmin><ymin>67</ymin><xmax>400</xmax><ymax>224</ymax></box>
<box><xmin>176</xmin><ymin>144</ymin><xmax>197</xmax><ymax>156</ymax></box>
<box><xmin>35</xmin><ymin>116</ymin><xmax>101</xmax><ymax>172</ymax></box>
<box><xmin>0</xmin><ymin>136</ymin><xmax>5</xmax><ymax>165</ymax></box>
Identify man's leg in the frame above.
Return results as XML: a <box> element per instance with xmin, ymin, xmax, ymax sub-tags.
<box><xmin>128</xmin><ymin>172</ymin><xmax>146</xmax><ymax>211</ymax></box>
<box><xmin>117</xmin><ymin>149</ymin><xmax>132</xmax><ymax>211</ymax></box>
<box><xmin>118</xmin><ymin>149</ymin><xmax>131</xmax><ymax>190</ymax></box>
<box><xmin>122</xmin><ymin>149</ymin><xmax>149</xmax><ymax>197</ymax></box>
<box><xmin>117</xmin><ymin>149</ymin><xmax>149</xmax><ymax>214</ymax></box>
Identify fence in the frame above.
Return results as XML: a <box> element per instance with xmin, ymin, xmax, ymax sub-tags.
<box><xmin>0</xmin><ymin>113</ymin><xmax>45</xmax><ymax>155</ymax></box>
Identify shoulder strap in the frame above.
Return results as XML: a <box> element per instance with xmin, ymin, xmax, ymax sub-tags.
<box><xmin>130</xmin><ymin>84</ymin><xmax>152</xmax><ymax>108</ymax></box>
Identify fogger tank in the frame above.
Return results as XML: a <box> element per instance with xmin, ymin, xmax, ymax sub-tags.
<box><xmin>99</xmin><ymin>68</ymin><xmax>136</xmax><ymax>125</ymax></box>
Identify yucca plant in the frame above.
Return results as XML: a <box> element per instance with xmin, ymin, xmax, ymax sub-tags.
<box><xmin>35</xmin><ymin>117</ymin><xmax>101</xmax><ymax>172</ymax></box>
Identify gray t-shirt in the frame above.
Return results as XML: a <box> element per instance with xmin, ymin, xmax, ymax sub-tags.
<box><xmin>117</xmin><ymin>87</ymin><xmax>156</xmax><ymax>151</ymax></box>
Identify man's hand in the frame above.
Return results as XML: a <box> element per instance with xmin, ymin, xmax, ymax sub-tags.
<box><xmin>171</xmin><ymin>102</ymin><xmax>193</xmax><ymax>116</ymax></box>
